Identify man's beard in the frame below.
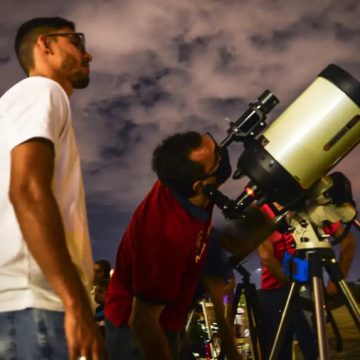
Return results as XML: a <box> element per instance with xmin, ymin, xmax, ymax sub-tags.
<box><xmin>60</xmin><ymin>53</ymin><xmax>90</xmax><ymax>89</ymax></box>
<box><xmin>71</xmin><ymin>71</ymin><xmax>90</xmax><ymax>89</ymax></box>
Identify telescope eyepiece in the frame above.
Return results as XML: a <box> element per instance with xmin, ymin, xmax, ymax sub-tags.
<box><xmin>255</xmin><ymin>90</ymin><xmax>279</xmax><ymax>114</ymax></box>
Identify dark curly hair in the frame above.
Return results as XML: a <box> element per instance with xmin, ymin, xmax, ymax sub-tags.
<box><xmin>94</xmin><ymin>259</ymin><xmax>111</xmax><ymax>278</ymax></box>
<box><xmin>152</xmin><ymin>131</ymin><xmax>206</xmax><ymax>197</ymax></box>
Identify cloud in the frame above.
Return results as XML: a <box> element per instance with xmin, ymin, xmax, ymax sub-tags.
<box><xmin>1</xmin><ymin>0</ymin><xmax>359</xmax><ymax>264</ymax></box>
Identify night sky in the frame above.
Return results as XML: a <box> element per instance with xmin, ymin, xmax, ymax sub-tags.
<box><xmin>1</xmin><ymin>0</ymin><xmax>359</xmax><ymax>284</ymax></box>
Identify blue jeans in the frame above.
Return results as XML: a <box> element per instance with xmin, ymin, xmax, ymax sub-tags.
<box><xmin>0</xmin><ymin>308</ymin><xmax>68</xmax><ymax>360</ymax></box>
<box><xmin>105</xmin><ymin>319</ymin><xmax>141</xmax><ymax>360</ymax></box>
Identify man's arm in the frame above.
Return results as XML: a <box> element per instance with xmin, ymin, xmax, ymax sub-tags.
<box><xmin>326</xmin><ymin>224</ymin><xmax>356</xmax><ymax>296</ymax></box>
<box><xmin>219</xmin><ymin>206</ymin><xmax>276</xmax><ymax>260</ymax></box>
<box><xmin>129</xmin><ymin>297</ymin><xmax>173</xmax><ymax>360</ymax></box>
<box><xmin>334</xmin><ymin>225</ymin><xmax>356</xmax><ymax>277</ymax></box>
<box><xmin>203</xmin><ymin>276</ymin><xmax>242</xmax><ymax>360</ymax></box>
<box><xmin>258</xmin><ymin>238</ymin><xmax>289</xmax><ymax>286</ymax></box>
<box><xmin>9</xmin><ymin>138</ymin><xmax>103</xmax><ymax>360</ymax></box>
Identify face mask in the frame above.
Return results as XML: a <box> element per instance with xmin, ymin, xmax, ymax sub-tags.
<box><xmin>199</xmin><ymin>145</ymin><xmax>232</xmax><ymax>186</ymax></box>
<box><xmin>213</xmin><ymin>146</ymin><xmax>232</xmax><ymax>185</ymax></box>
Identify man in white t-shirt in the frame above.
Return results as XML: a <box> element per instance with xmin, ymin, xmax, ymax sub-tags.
<box><xmin>0</xmin><ymin>17</ymin><xmax>103</xmax><ymax>360</ymax></box>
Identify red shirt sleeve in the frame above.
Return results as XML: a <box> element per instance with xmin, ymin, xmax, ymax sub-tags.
<box><xmin>323</xmin><ymin>221</ymin><xmax>340</xmax><ymax>235</ymax></box>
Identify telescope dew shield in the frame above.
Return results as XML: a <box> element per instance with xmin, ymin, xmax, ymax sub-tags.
<box><xmin>237</xmin><ymin>64</ymin><xmax>360</xmax><ymax>206</ymax></box>
<box><xmin>264</xmin><ymin>65</ymin><xmax>360</xmax><ymax>189</ymax></box>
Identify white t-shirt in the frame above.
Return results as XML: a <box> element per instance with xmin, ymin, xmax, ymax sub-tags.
<box><xmin>0</xmin><ymin>76</ymin><xmax>94</xmax><ymax>312</ymax></box>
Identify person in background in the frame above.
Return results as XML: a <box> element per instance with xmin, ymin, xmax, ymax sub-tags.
<box><xmin>94</xmin><ymin>278</ymin><xmax>110</xmax><ymax>334</ymax></box>
<box><xmin>257</xmin><ymin>203</ymin><xmax>356</xmax><ymax>360</ymax></box>
<box><xmin>93</xmin><ymin>259</ymin><xmax>112</xmax><ymax>285</ymax></box>
<box><xmin>0</xmin><ymin>17</ymin><xmax>103</xmax><ymax>360</ymax></box>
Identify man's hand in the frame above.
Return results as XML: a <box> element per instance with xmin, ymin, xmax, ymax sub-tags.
<box><xmin>65</xmin><ymin>305</ymin><xmax>105</xmax><ymax>360</ymax></box>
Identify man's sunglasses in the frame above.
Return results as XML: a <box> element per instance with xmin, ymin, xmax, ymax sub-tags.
<box><xmin>45</xmin><ymin>32</ymin><xmax>86</xmax><ymax>53</ymax></box>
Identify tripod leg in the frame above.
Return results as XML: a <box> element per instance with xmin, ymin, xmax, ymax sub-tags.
<box><xmin>244</xmin><ymin>284</ymin><xmax>260</xmax><ymax>360</ymax></box>
<box><xmin>248</xmin><ymin>283</ymin><xmax>266</xmax><ymax>358</ymax></box>
<box><xmin>325</xmin><ymin>256</ymin><xmax>360</xmax><ymax>330</ymax></box>
<box><xmin>337</xmin><ymin>279</ymin><xmax>360</xmax><ymax>329</ymax></box>
<box><xmin>269</xmin><ymin>281</ymin><xmax>299</xmax><ymax>360</ymax></box>
<box><xmin>312</xmin><ymin>275</ymin><xmax>330</xmax><ymax>360</ymax></box>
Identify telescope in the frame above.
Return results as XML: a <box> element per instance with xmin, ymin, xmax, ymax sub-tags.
<box><xmin>203</xmin><ymin>64</ymin><xmax>360</xmax><ymax>360</ymax></box>
<box><xmin>204</xmin><ymin>64</ymin><xmax>359</xmax><ymax>218</ymax></box>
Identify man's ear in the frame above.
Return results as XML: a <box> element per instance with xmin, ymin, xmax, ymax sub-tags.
<box><xmin>37</xmin><ymin>34</ymin><xmax>53</xmax><ymax>54</ymax></box>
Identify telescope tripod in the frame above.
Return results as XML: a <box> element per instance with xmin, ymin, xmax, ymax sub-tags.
<box><xmin>269</xmin><ymin>247</ymin><xmax>360</xmax><ymax>360</ymax></box>
<box><xmin>218</xmin><ymin>260</ymin><xmax>264</xmax><ymax>360</ymax></box>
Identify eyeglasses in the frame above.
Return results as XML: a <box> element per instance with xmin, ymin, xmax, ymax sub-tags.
<box><xmin>45</xmin><ymin>32</ymin><xmax>86</xmax><ymax>53</ymax></box>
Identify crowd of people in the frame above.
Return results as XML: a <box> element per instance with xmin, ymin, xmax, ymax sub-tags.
<box><xmin>0</xmin><ymin>16</ymin><xmax>356</xmax><ymax>360</ymax></box>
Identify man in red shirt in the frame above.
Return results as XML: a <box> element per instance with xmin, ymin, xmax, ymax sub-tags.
<box><xmin>105</xmin><ymin>131</ymin><xmax>232</xmax><ymax>360</ymax></box>
<box><xmin>258</xmin><ymin>203</ymin><xmax>356</xmax><ymax>359</ymax></box>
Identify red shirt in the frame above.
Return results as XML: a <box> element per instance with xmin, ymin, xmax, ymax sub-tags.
<box><xmin>260</xmin><ymin>204</ymin><xmax>340</xmax><ymax>290</ymax></box>
<box><xmin>105</xmin><ymin>181</ymin><xmax>212</xmax><ymax>331</ymax></box>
